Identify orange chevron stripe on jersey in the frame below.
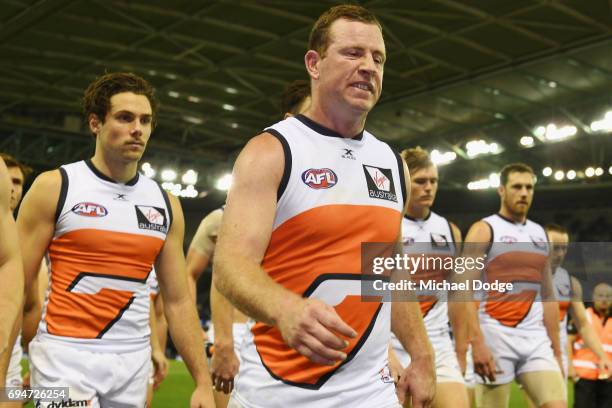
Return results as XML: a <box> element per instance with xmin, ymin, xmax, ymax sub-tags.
<box><xmin>485</xmin><ymin>251</ymin><xmax>546</xmax><ymax>283</ymax></box>
<box><xmin>46</xmin><ymin>228</ymin><xmax>164</xmax><ymax>338</ymax></box>
<box><xmin>254</xmin><ymin>204</ymin><xmax>400</xmax><ymax>387</ymax></box>
<box><xmin>411</xmin><ymin>254</ymin><xmax>451</xmax><ymax>317</ymax></box>
<box><xmin>484</xmin><ymin>290</ymin><xmax>538</xmax><ymax>328</ymax></box>
<box><xmin>484</xmin><ymin>251</ymin><xmax>546</xmax><ymax>327</ymax></box>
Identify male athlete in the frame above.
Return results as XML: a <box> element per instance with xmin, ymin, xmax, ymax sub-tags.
<box><xmin>187</xmin><ymin>79</ymin><xmax>312</xmax><ymax>408</ymax></box>
<box><xmin>0</xmin><ymin>153</ymin><xmax>44</xmax><ymax>408</ymax></box>
<box><xmin>391</xmin><ymin>147</ymin><xmax>469</xmax><ymax>408</ymax></box>
<box><xmin>463</xmin><ymin>163</ymin><xmax>566</xmax><ymax>408</ymax></box>
<box><xmin>215</xmin><ymin>5</ymin><xmax>434</xmax><ymax>408</ymax></box>
<box><xmin>17</xmin><ymin>72</ymin><xmax>214</xmax><ymax>408</ymax></box>
<box><xmin>0</xmin><ymin>156</ymin><xmax>23</xmax><ymax>387</ymax></box>
<box><xmin>523</xmin><ymin>224</ymin><xmax>611</xmax><ymax>407</ymax></box>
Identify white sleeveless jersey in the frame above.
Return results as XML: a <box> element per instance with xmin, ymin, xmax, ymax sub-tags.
<box><xmin>37</xmin><ymin>160</ymin><xmax>171</xmax><ymax>353</ymax></box>
<box><xmin>553</xmin><ymin>266</ymin><xmax>572</xmax><ymax>356</ymax></box>
<box><xmin>234</xmin><ymin>115</ymin><xmax>406</xmax><ymax>408</ymax></box>
<box><xmin>479</xmin><ymin>214</ymin><xmax>549</xmax><ymax>335</ymax></box>
<box><xmin>390</xmin><ymin>211</ymin><xmax>456</xmax><ymax>355</ymax></box>
<box><xmin>147</xmin><ymin>268</ymin><xmax>159</xmax><ymax>298</ymax></box>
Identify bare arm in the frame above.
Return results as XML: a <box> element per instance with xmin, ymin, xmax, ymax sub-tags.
<box><xmin>462</xmin><ymin>221</ymin><xmax>497</xmax><ymax>381</ymax></box>
<box><xmin>0</xmin><ymin>159</ymin><xmax>24</xmax><ymax>375</ymax></box>
<box><xmin>22</xmin><ymin>262</ymin><xmax>48</xmax><ymax>351</ymax></box>
<box><xmin>391</xmin><ymin>160</ymin><xmax>434</xmax><ymax>408</ymax></box>
<box><xmin>447</xmin><ymin>222</ymin><xmax>468</xmax><ymax>372</ymax></box>
<box><xmin>186</xmin><ymin>249</ymin><xmax>211</xmax><ymax>303</ymax></box>
<box><xmin>154</xmin><ymin>293</ymin><xmax>168</xmax><ymax>353</ymax></box>
<box><xmin>214</xmin><ymin>133</ymin><xmax>355</xmax><ymax>365</ymax></box>
<box><xmin>155</xmin><ymin>194</ymin><xmax>213</xmax><ymax>395</ymax></box>
<box><xmin>541</xmin><ymin>259</ymin><xmax>562</xmax><ymax>360</ymax></box>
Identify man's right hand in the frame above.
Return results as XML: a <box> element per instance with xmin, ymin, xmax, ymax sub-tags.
<box><xmin>472</xmin><ymin>337</ymin><xmax>497</xmax><ymax>382</ymax></box>
<box><xmin>211</xmin><ymin>343</ymin><xmax>240</xmax><ymax>394</ymax></box>
<box><xmin>277</xmin><ymin>298</ymin><xmax>356</xmax><ymax>365</ymax></box>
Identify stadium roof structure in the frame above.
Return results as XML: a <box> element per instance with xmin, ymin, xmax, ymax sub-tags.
<box><xmin>0</xmin><ymin>0</ymin><xmax>611</xmax><ymax>192</ymax></box>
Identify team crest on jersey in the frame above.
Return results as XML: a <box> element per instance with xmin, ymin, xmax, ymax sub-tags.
<box><xmin>135</xmin><ymin>205</ymin><xmax>168</xmax><ymax>233</ymax></box>
<box><xmin>500</xmin><ymin>235</ymin><xmax>517</xmax><ymax>243</ymax></box>
<box><xmin>363</xmin><ymin>165</ymin><xmax>397</xmax><ymax>202</ymax></box>
<box><xmin>71</xmin><ymin>202</ymin><xmax>108</xmax><ymax>217</ymax></box>
<box><xmin>430</xmin><ymin>233</ymin><xmax>449</xmax><ymax>248</ymax></box>
<box><xmin>301</xmin><ymin>168</ymin><xmax>338</xmax><ymax>189</ymax></box>
<box><xmin>531</xmin><ymin>235</ymin><xmax>547</xmax><ymax>250</ymax></box>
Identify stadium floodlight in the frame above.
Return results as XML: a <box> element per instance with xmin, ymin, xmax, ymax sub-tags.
<box><xmin>542</xmin><ymin>167</ymin><xmax>553</xmax><ymax>177</ymax></box>
<box><xmin>161</xmin><ymin>169</ymin><xmax>177</xmax><ymax>182</ymax></box>
<box><xmin>520</xmin><ymin>136</ymin><xmax>534</xmax><ymax>147</ymax></box>
<box><xmin>590</xmin><ymin>111</ymin><xmax>612</xmax><ymax>133</ymax></box>
<box><xmin>141</xmin><ymin>162</ymin><xmax>156</xmax><ymax>178</ymax></box>
<box><xmin>168</xmin><ymin>91</ymin><xmax>180</xmax><ymax>98</ymax></box>
<box><xmin>466</xmin><ymin>140</ymin><xmax>501</xmax><ymax>158</ymax></box>
<box><xmin>216</xmin><ymin>173</ymin><xmax>233</xmax><ymax>191</ymax></box>
<box><xmin>488</xmin><ymin>173</ymin><xmax>500</xmax><ymax>188</ymax></box>
<box><xmin>430</xmin><ymin>149</ymin><xmax>457</xmax><ymax>166</ymax></box>
<box><xmin>566</xmin><ymin>170</ymin><xmax>576</xmax><ymax>180</ymax></box>
<box><xmin>182</xmin><ymin>170</ymin><xmax>198</xmax><ymax>185</ymax></box>
<box><xmin>222</xmin><ymin>104</ymin><xmax>235</xmax><ymax>111</ymax></box>
<box><xmin>609</xmin><ymin>166</ymin><xmax>612</xmax><ymax>175</ymax></box>
<box><xmin>554</xmin><ymin>170</ymin><xmax>564</xmax><ymax>181</ymax></box>
<box><xmin>595</xmin><ymin>167</ymin><xmax>604</xmax><ymax>176</ymax></box>
<box><xmin>585</xmin><ymin>167</ymin><xmax>595</xmax><ymax>178</ymax></box>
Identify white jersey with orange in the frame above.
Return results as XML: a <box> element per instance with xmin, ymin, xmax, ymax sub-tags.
<box><xmin>35</xmin><ymin>160</ymin><xmax>171</xmax><ymax>353</ymax></box>
<box><xmin>391</xmin><ymin>212</ymin><xmax>457</xmax><ymax>368</ymax></box>
<box><xmin>147</xmin><ymin>268</ymin><xmax>159</xmax><ymax>298</ymax></box>
<box><xmin>553</xmin><ymin>266</ymin><xmax>572</xmax><ymax>371</ymax></box>
<box><xmin>479</xmin><ymin>214</ymin><xmax>549</xmax><ymax>336</ymax></box>
<box><xmin>232</xmin><ymin>114</ymin><xmax>406</xmax><ymax>408</ymax></box>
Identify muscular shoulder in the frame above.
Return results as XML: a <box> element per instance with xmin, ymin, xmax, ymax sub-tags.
<box><xmin>232</xmin><ymin>132</ymin><xmax>285</xmax><ymax>191</ymax></box>
<box><xmin>465</xmin><ymin>220</ymin><xmax>492</xmax><ymax>243</ymax></box>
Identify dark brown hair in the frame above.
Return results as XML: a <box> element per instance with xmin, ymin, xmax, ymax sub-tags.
<box><xmin>309</xmin><ymin>4</ymin><xmax>382</xmax><ymax>57</ymax></box>
<box><xmin>500</xmin><ymin>163</ymin><xmax>534</xmax><ymax>186</ymax></box>
<box><xmin>400</xmin><ymin>147</ymin><xmax>434</xmax><ymax>174</ymax></box>
<box><xmin>280</xmin><ymin>80</ymin><xmax>310</xmax><ymax>115</ymax></box>
<box><xmin>82</xmin><ymin>72</ymin><xmax>159</xmax><ymax>131</ymax></box>
<box><xmin>0</xmin><ymin>153</ymin><xmax>32</xmax><ymax>179</ymax></box>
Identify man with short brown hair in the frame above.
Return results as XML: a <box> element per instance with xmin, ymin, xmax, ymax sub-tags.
<box><xmin>464</xmin><ymin>163</ymin><xmax>566</xmax><ymax>408</ymax></box>
<box><xmin>215</xmin><ymin>4</ymin><xmax>434</xmax><ymax>408</ymax></box>
<box><xmin>17</xmin><ymin>72</ymin><xmax>214</xmax><ymax>408</ymax></box>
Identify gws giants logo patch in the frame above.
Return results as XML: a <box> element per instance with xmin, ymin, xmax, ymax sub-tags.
<box><xmin>135</xmin><ymin>205</ymin><xmax>168</xmax><ymax>233</ymax></box>
<box><xmin>302</xmin><ymin>168</ymin><xmax>338</xmax><ymax>189</ymax></box>
<box><xmin>71</xmin><ymin>202</ymin><xmax>108</xmax><ymax>217</ymax></box>
<box><xmin>363</xmin><ymin>165</ymin><xmax>397</xmax><ymax>202</ymax></box>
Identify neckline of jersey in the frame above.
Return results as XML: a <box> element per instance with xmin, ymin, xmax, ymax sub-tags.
<box><xmin>404</xmin><ymin>210</ymin><xmax>432</xmax><ymax>222</ymax></box>
<box><xmin>295</xmin><ymin>114</ymin><xmax>364</xmax><ymax>141</ymax></box>
<box><xmin>495</xmin><ymin>212</ymin><xmax>526</xmax><ymax>226</ymax></box>
<box><xmin>85</xmin><ymin>159</ymin><xmax>139</xmax><ymax>186</ymax></box>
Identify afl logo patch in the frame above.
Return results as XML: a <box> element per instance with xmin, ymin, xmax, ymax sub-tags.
<box><xmin>71</xmin><ymin>202</ymin><xmax>108</xmax><ymax>217</ymax></box>
<box><xmin>301</xmin><ymin>168</ymin><xmax>338</xmax><ymax>189</ymax></box>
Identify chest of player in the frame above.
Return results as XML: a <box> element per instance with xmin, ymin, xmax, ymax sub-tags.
<box><xmin>287</xmin><ymin>136</ymin><xmax>402</xmax><ymax>210</ymax></box>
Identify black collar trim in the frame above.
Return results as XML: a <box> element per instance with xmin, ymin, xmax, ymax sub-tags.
<box><xmin>295</xmin><ymin>114</ymin><xmax>364</xmax><ymax>141</ymax></box>
<box><xmin>404</xmin><ymin>210</ymin><xmax>432</xmax><ymax>222</ymax></box>
<box><xmin>85</xmin><ymin>159</ymin><xmax>139</xmax><ymax>186</ymax></box>
<box><xmin>496</xmin><ymin>212</ymin><xmax>526</xmax><ymax>226</ymax></box>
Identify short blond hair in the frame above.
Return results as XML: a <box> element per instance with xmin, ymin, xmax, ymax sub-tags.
<box><xmin>400</xmin><ymin>147</ymin><xmax>433</xmax><ymax>173</ymax></box>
